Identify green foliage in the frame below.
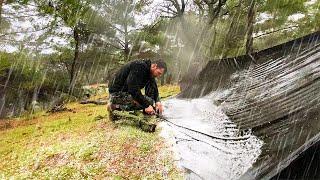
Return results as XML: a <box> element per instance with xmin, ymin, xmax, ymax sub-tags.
<box><xmin>0</xmin><ymin>53</ymin><xmax>11</xmax><ymax>77</ymax></box>
<box><xmin>142</xmin><ymin>30</ymin><xmax>167</xmax><ymax>46</ymax></box>
<box><xmin>0</xmin><ymin>51</ymin><xmax>78</xmax><ymax>117</ymax></box>
<box><xmin>89</xmin><ymin>0</ymin><xmax>151</xmax><ymax>60</ymax></box>
<box><xmin>84</xmin><ymin>9</ymin><xmax>116</xmax><ymax>36</ymax></box>
<box><xmin>107</xmin><ymin>0</ymin><xmax>136</xmax><ymax>27</ymax></box>
<box><xmin>252</xmin><ymin>0</ymin><xmax>319</xmax><ymax>51</ymax></box>
<box><xmin>260</xmin><ymin>0</ymin><xmax>308</xmax><ymax>15</ymax></box>
<box><xmin>135</xmin><ymin>0</ymin><xmax>152</xmax><ymax>12</ymax></box>
<box><xmin>37</xmin><ymin>0</ymin><xmax>90</xmax><ymax>27</ymax></box>
<box><xmin>0</xmin><ymin>52</ymin><xmax>43</xmax><ymax>91</ymax></box>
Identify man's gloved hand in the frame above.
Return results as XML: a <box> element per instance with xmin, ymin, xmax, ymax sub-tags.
<box><xmin>155</xmin><ymin>102</ymin><xmax>163</xmax><ymax>114</ymax></box>
<box><xmin>144</xmin><ymin>105</ymin><xmax>155</xmax><ymax>115</ymax></box>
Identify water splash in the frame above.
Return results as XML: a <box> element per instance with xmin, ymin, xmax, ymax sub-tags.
<box><xmin>160</xmin><ymin>92</ymin><xmax>263</xmax><ymax>180</ymax></box>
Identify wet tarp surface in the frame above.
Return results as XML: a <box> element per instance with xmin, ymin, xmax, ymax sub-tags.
<box><xmin>178</xmin><ymin>31</ymin><xmax>320</xmax><ymax>179</ymax></box>
<box><xmin>162</xmin><ymin>96</ymin><xmax>263</xmax><ymax>179</ymax></box>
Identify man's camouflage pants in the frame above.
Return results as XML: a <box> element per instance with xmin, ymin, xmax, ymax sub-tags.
<box><xmin>109</xmin><ymin>92</ymin><xmax>154</xmax><ymax>111</ymax></box>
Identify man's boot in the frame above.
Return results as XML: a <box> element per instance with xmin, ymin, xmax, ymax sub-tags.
<box><xmin>107</xmin><ymin>103</ymin><xmax>120</xmax><ymax>121</ymax></box>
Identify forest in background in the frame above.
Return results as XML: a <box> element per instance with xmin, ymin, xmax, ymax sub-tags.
<box><xmin>0</xmin><ymin>0</ymin><xmax>319</xmax><ymax>118</ymax></box>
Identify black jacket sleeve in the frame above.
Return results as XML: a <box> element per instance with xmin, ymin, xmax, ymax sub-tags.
<box><xmin>145</xmin><ymin>78</ymin><xmax>160</xmax><ymax>103</ymax></box>
<box><xmin>126</xmin><ymin>66</ymin><xmax>152</xmax><ymax>108</ymax></box>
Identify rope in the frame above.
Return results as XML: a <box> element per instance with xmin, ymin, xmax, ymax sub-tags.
<box><xmin>157</xmin><ymin>114</ymin><xmax>251</xmax><ymax>141</ymax></box>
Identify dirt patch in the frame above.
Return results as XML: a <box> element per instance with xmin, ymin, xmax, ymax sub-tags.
<box><xmin>0</xmin><ymin>119</ymin><xmax>38</xmax><ymax>131</ymax></box>
<box><xmin>44</xmin><ymin>153</ymin><xmax>70</xmax><ymax>168</ymax></box>
<box><xmin>0</xmin><ymin>109</ymin><xmax>76</xmax><ymax>131</ymax></box>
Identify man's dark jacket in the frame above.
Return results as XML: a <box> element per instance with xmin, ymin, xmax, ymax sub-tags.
<box><xmin>108</xmin><ymin>59</ymin><xmax>160</xmax><ymax>108</ymax></box>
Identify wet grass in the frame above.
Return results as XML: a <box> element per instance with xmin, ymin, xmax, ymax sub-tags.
<box><xmin>0</xmin><ymin>85</ymin><xmax>182</xmax><ymax>179</ymax></box>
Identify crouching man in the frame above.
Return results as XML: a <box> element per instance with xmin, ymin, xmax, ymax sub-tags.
<box><xmin>107</xmin><ymin>59</ymin><xmax>166</xmax><ymax>116</ymax></box>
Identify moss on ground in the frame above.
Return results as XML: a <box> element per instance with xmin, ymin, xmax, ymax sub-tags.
<box><xmin>0</xmin><ymin>85</ymin><xmax>182</xmax><ymax>179</ymax></box>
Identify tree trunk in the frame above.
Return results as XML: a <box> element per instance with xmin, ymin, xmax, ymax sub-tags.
<box><xmin>0</xmin><ymin>92</ymin><xmax>5</xmax><ymax>117</ymax></box>
<box><xmin>123</xmin><ymin>11</ymin><xmax>130</xmax><ymax>61</ymax></box>
<box><xmin>246</xmin><ymin>0</ymin><xmax>256</xmax><ymax>55</ymax></box>
<box><xmin>222</xmin><ymin>0</ymin><xmax>243</xmax><ymax>57</ymax></box>
<box><xmin>0</xmin><ymin>68</ymin><xmax>12</xmax><ymax>118</ymax></box>
<box><xmin>209</xmin><ymin>22</ymin><xmax>218</xmax><ymax>58</ymax></box>
<box><xmin>0</xmin><ymin>0</ymin><xmax>4</xmax><ymax>26</ymax></box>
<box><xmin>124</xmin><ymin>38</ymin><xmax>129</xmax><ymax>60</ymax></box>
<box><xmin>161</xmin><ymin>74</ymin><xmax>165</xmax><ymax>86</ymax></box>
<box><xmin>69</xmin><ymin>26</ymin><xmax>80</xmax><ymax>94</ymax></box>
<box><xmin>207</xmin><ymin>0</ymin><xmax>226</xmax><ymax>25</ymax></box>
<box><xmin>124</xmin><ymin>23</ymin><xmax>129</xmax><ymax>58</ymax></box>
<box><xmin>191</xmin><ymin>0</ymin><xmax>227</xmax><ymax>61</ymax></box>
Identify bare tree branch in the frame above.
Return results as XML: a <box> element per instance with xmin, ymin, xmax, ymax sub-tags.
<box><xmin>161</xmin><ymin>4</ymin><xmax>178</xmax><ymax>15</ymax></box>
<box><xmin>161</xmin><ymin>0</ymin><xmax>186</xmax><ymax>18</ymax></box>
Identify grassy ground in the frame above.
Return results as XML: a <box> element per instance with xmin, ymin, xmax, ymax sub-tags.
<box><xmin>0</xmin><ymin>85</ymin><xmax>182</xmax><ymax>179</ymax></box>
